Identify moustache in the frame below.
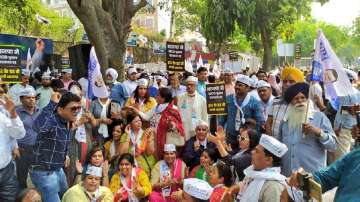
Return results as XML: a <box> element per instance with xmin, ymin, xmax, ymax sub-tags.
<box><xmin>295</xmin><ymin>103</ymin><xmax>306</xmax><ymax>108</ymax></box>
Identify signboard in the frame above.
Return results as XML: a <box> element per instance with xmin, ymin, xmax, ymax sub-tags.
<box><xmin>206</xmin><ymin>83</ymin><xmax>227</xmax><ymax>115</ymax></box>
<box><xmin>0</xmin><ymin>46</ymin><xmax>21</xmax><ymax>83</ymax></box>
<box><xmin>166</xmin><ymin>41</ymin><xmax>185</xmax><ymax>72</ymax></box>
<box><xmin>229</xmin><ymin>51</ymin><xmax>239</xmax><ymax>61</ymax></box>
<box><xmin>295</xmin><ymin>44</ymin><xmax>301</xmax><ymax>59</ymax></box>
<box><xmin>61</xmin><ymin>57</ymin><xmax>70</xmax><ymax>69</ymax></box>
<box><xmin>277</xmin><ymin>39</ymin><xmax>294</xmax><ymax>57</ymax></box>
<box><xmin>0</xmin><ymin>34</ymin><xmax>53</xmax><ymax>83</ymax></box>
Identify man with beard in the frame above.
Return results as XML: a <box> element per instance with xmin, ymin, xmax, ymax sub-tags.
<box><xmin>106</xmin><ymin>68</ymin><xmax>129</xmax><ymax>107</ymax></box>
<box><xmin>265</xmin><ymin>66</ymin><xmax>304</xmax><ymax>139</ymax></box>
<box><xmin>280</xmin><ymin>82</ymin><xmax>337</xmax><ymax>176</ymax></box>
<box><xmin>36</xmin><ymin>70</ymin><xmax>53</xmax><ymax>109</ymax></box>
<box><xmin>9</xmin><ymin>69</ymin><xmax>35</xmax><ymax>106</ymax></box>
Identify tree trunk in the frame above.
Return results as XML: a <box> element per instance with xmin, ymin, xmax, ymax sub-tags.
<box><xmin>260</xmin><ymin>27</ymin><xmax>273</xmax><ymax>72</ymax></box>
<box><xmin>67</xmin><ymin>0</ymin><xmax>147</xmax><ymax>82</ymax></box>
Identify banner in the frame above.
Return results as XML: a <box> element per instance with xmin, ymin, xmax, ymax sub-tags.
<box><xmin>87</xmin><ymin>47</ymin><xmax>108</xmax><ymax>99</ymax></box>
<box><xmin>206</xmin><ymin>83</ymin><xmax>227</xmax><ymax>115</ymax></box>
<box><xmin>166</xmin><ymin>41</ymin><xmax>185</xmax><ymax>72</ymax></box>
<box><xmin>310</xmin><ymin>29</ymin><xmax>355</xmax><ymax>109</ymax></box>
<box><xmin>0</xmin><ymin>46</ymin><xmax>21</xmax><ymax>83</ymax></box>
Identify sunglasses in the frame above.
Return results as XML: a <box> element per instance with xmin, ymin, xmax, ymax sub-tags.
<box><xmin>68</xmin><ymin>106</ymin><xmax>81</xmax><ymax>112</ymax></box>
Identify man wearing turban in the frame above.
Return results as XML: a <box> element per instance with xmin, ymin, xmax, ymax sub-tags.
<box><xmin>279</xmin><ymin>82</ymin><xmax>337</xmax><ymax>176</ymax></box>
<box><xmin>105</xmin><ymin>68</ymin><xmax>129</xmax><ymax>107</ymax></box>
<box><xmin>265</xmin><ymin>66</ymin><xmax>305</xmax><ymax>139</ymax></box>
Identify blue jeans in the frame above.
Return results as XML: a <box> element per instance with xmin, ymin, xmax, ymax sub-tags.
<box><xmin>30</xmin><ymin>168</ymin><xmax>68</xmax><ymax>202</ymax></box>
<box><xmin>0</xmin><ymin>161</ymin><xmax>18</xmax><ymax>202</ymax></box>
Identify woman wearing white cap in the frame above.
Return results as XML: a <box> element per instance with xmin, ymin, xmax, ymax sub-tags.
<box><xmin>124</xmin><ymin>78</ymin><xmax>157</xmax><ymax>128</ymax></box>
<box><xmin>62</xmin><ymin>165</ymin><xmax>113</xmax><ymax>202</ymax></box>
<box><xmin>149</xmin><ymin>144</ymin><xmax>187</xmax><ymax>202</ymax></box>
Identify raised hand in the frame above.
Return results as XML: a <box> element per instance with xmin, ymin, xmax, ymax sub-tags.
<box><xmin>75</xmin><ymin>160</ymin><xmax>83</xmax><ymax>173</ymax></box>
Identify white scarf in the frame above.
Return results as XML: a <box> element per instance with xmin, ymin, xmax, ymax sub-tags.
<box><xmin>129</xmin><ymin>129</ymin><xmax>143</xmax><ymax>167</ymax></box>
<box><xmin>98</xmin><ymin>98</ymin><xmax>110</xmax><ymax>138</ymax></box>
<box><xmin>159</xmin><ymin>160</ymin><xmax>178</xmax><ymax>197</ymax></box>
<box><xmin>234</xmin><ymin>94</ymin><xmax>251</xmax><ymax>130</ymax></box>
<box><xmin>83</xmin><ymin>185</ymin><xmax>101</xmax><ymax>202</ymax></box>
<box><xmin>120</xmin><ymin>168</ymin><xmax>139</xmax><ymax>202</ymax></box>
<box><xmin>237</xmin><ymin>166</ymin><xmax>286</xmax><ymax>202</ymax></box>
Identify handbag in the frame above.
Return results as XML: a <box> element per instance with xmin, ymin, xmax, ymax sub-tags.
<box><xmin>166</xmin><ymin>130</ymin><xmax>185</xmax><ymax>146</ymax></box>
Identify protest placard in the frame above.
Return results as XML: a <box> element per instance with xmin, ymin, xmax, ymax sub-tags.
<box><xmin>0</xmin><ymin>45</ymin><xmax>21</xmax><ymax>83</ymax></box>
<box><xmin>166</xmin><ymin>41</ymin><xmax>185</xmax><ymax>72</ymax></box>
<box><xmin>206</xmin><ymin>83</ymin><xmax>227</xmax><ymax>115</ymax></box>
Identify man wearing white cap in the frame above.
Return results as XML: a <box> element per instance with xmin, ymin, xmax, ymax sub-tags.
<box><xmin>219</xmin><ymin>74</ymin><xmax>264</xmax><ymax>147</ymax></box>
<box><xmin>149</xmin><ymin>144</ymin><xmax>187</xmax><ymax>202</ymax></box>
<box><xmin>226</xmin><ymin>135</ymin><xmax>288</xmax><ymax>202</ymax></box>
<box><xmin>248</xmin><ymin>75</ymin><xmax>261</xmax><ymax>101</ymax></box>
<box><xmin>61</xmin><ymin>68</ymin><xmax>73</xmax><ymax>90</ymax></box>
<box><xmin>123</xmin><ymin>67</ymin><xmax>138</xmax><ymax>95</ymax></box>
<box><xmin>106</xmin><ymin>68</ymin><xmax>129</xmax><ymax>106</ymax></box>
<box><xmin>257</xmin><ymin>80</ymin><xmax>274</xmax><ymax>120</ymax></box>
<box><xmin>36</xmin><ymin>70</ymin><xmax>53</xmax><ymax>109</ymax></box>
<box><xmin>8</xmin><ymin>69</ymin><xmax>35</xmax><ymax>106</ymax></box>
<box><xmin>177</xmin><ymin>76</ymin><xmax>208</xmax><ymax>141</ymax></box>
<box><xmin>15</xmin><ymin>88</ymin><xmax>42</xmax><ymax>189</ymax></box>
<box><xmin>62</xmin><ymin>166</ymin><xmax>113</xmax><ymax>202</ymax></box>
<box><xmin>223</xmin><ymin>68</ymin><xmax>235</xmax><ymax>96</ymax></box>
<box><xmin>182</xmin><ymin>120</ymin><xmax>217</xmax><ymax>170</ymax></box>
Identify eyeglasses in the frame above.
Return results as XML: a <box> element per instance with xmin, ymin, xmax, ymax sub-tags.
<box><xmin>67</xmin><ymin>106</ymin><xmax>81</xmax><ymax>112</ymax></box>
<box><xmin>238</xmin><ymin>136</ymin><xmax>249</xmax><ymax>141</ymax></box>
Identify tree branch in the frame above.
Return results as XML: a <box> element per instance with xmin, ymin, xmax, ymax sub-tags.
<box><xmin>131</xmin><ymin>0</ymin><xmax>147</xmax><ymax>16</ymax></box>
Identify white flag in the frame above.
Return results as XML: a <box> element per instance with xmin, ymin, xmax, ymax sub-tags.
<box><xmin>26</xmin><ymin>48</ymin><xmax>32</xmax><ymax>71</ymax></box>
<box><xmin>311</xmin><ymin>29</ymin><xmax>355</xmax><ymax>108</ymax></box>
<box><xmin>87</xmin><ymin>47</ymin><xmax>109</xmax><ymax>99</ymax></box>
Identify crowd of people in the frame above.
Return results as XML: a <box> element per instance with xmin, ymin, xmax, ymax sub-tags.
<box><xmin>0</xmin><ymin>64</ymin><xmax>359</xmax><ymax>202</ymax></box>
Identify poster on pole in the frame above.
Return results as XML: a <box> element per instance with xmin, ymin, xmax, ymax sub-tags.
<box><xmin>0</xmin><ymin>46</ymin><xmax>21</xmax><ymax>83</ymax></box>
<box><xmin>166</xmin><ymin>41</ymin><xmax>185</xmax><ymax>72</ymax></box>
<box><xmin>206</xmin><ymin>83</ymin><xmax>227</xmax><ymax>115</ymax></box>
<box><xmin>295</xmin><ymin>44</ymin><xmax>301</xmax><ymax>59</ymax></box>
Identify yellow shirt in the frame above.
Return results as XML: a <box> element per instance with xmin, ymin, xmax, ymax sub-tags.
<box><xmin>109</xmin><ymin>169</ymin><xmax>152</xmax><ymax>197</ymax></box>
<box><xmin>62</xmin><ymin>184</ymin><xmax>113</xmax><ymax>202</ymax></box>
<box><xmin>125</xmin><ymin>96</ymin><xmax>157</xmax><ymax>113</ymax></box>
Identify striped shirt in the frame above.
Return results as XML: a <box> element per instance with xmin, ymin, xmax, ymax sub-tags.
<box><xmin>268</xmin><ymin>97</ymin><xmax>288</xmax><ymax>140</ymax></box>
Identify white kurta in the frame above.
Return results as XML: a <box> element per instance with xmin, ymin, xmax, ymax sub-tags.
<box><xmin>177</xmin><ymin>92</ymin><xmax>208</xmax><ymax>140</ymax></box>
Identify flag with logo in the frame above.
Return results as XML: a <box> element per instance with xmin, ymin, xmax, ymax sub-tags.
<box><xmin>87</xmin><ymin>47</ymin><xmax>109</xmax><ymax>100</ymax></box>
<box><xmin>310</xmin><ymin>29</ymin><xmax>355</xmax><ymax>109</ymax></box>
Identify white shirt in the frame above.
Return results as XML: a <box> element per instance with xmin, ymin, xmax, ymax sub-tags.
<box><xmin>122</xmin><ymin>80</ymin><xmax>137</xmax><ymax>95</ymax></box>
<box><xmin>260</xmin><ymin>95</ymin><xmax>274</xmax><ymax>120</ymax></box>
<box><xmin>0</xmin><ymin>107</ymin><xmax>26</xmax><ymax>169</ymax></box>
